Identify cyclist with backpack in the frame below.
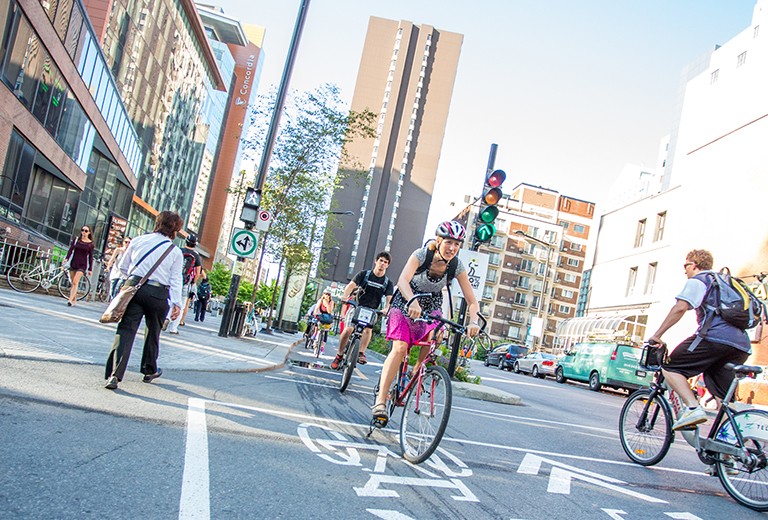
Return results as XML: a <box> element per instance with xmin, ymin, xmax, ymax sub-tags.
<box><xmin>372</xmin><ymin>221</ymin><xmax>481</xmax><ymax>425</ymax></box>
<box><xmin>648</xmin><ymin>249</ymin><xmax>752</xmax><ymax>430</ymax></box>
<box><xmin>167</xmin><ymin>234</ymin><xmax>201</xmax><ymax>334</ymax></box>
<box><xmin>194</xmin><ymin>270</ymin><xmax>212</xmax><ymax>322</ymax></box>
<box><xmin>330</xmin><ymin>251</ymin><xmax>394</xmax><ymax>369</ymax></box>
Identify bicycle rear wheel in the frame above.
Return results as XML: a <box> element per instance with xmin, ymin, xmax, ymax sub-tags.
<box><xmin>619</xmin><ymin>388</ymin><xmax>673</xmax><ymax>466</ymax></box>
<box><xmin>400</xmin><ymin>365</ymin><xmax>452</xmax><ymax>464</ymax></box>
<box><xmin>57</xmin><ymin>272</ymin><xmax>91</xmax><ymax>300</ymax></box>
<box><xmin>716</xmin><ymin>409</ymin><xmax>768</xmax><ymax>511</ymax></box>
<box><xmin>339</xmin><ymin>336</ymin><xmax>359</xmax><ymax>393</ymax></box>
<box><xmin>6</xmin><ymin>262</ymin><xmax>42</xmax><ymax>293</ymax></box>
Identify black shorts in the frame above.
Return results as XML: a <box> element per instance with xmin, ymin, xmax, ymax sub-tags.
<box><xmin>663</xmin><ymin>335</ymin><xmax>749</xmax><ymax>399</ymax></box>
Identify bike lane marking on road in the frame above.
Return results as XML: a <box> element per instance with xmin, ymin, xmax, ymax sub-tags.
<box><xmin>518</xmin><ymin>453</ymin><xmax>666</xmax><ymax>503</ymax></box>
<box><xmin>179</xmin><ymin>398</ymin><xmax>210</xmax><ymax>520</ymax></box>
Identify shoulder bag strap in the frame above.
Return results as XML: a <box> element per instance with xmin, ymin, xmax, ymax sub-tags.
<box><xmin>127</xmin><ymin>241</ymin><xmax>171</xmax><ymax>278</ymax></box>
<box><xmin>134</xmin><ymin>244</ymin><xmax>175</xmax><ymax>289</ymax></box>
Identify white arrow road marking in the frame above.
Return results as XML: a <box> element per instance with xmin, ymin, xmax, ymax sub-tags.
<box><xmin>601</xmin><ymin>509</ymin><xmax>628</xmax><ymax>520</ymax></box>
<box><xmin>354</xmin><ymin>474</ymin><xmax>479</xmax><ymax>501</ymax></box>
<box><xmin>517</xmin><ymin>453</ymin><xmax>667</xmax><ymax>503</ymax></box>
<box><xmin>664</xmin><ymin>514</ymin><xmax>703</xmax><ymax>520</ymax></box>
<box><xmin>367</xmin><ymin>510</ymin><xmax>416</xmax><ymax>520</ymax></box>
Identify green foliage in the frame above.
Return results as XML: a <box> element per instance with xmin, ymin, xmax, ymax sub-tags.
<box><xmin>237</xmin><ymin>280</ymin><xmax>254</xmax><ymax>304</ymax></box>
<box><xmin>240</xmin><ymin>84</ymin><xmax>376</xmax><ymax>274</ymax></box>
<box><xmin>253</xmin><ymin>280</ymin><xmax>278</xmax><ymax>309</ymax></box>
<box><xmin>208</xmin><ymin>263</ymin><xmax>231</xmax><ymax>297</ymax></box>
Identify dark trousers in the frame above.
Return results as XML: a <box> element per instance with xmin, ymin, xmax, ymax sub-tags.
<box><xmin>195</xmin><ymin>297</ymin><xmax>209</xmax><ymax>322</ymax></box>
<box><xmin>105</xmin><ymin>284</ymin><xmax>170</xmax><ymax>380</ymax></box>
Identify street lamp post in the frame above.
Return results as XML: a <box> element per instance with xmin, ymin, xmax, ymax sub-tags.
<box><xmin>514</xmin><ymin>230</ymin><xmax>553</xmax><ymax>351</ymax></box>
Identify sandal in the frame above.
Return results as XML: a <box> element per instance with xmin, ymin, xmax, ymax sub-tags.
<box><xmin>357</xmin><ymin>352</ymin><xmax>367</xmax><ymax>365</ymax></box>
<box><xmin>371</xmin><ymin>402</ymin><xmax>388</xmax><ymax>426</ymax></box>
<box><xmin>330</xmin><ymin>354</ymin><xmax>343</xmax><ymax>370</ymax></box>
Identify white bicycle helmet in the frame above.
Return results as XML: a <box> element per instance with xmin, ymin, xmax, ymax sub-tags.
<box><xmin>436</xmin><ymin>220</ymin><xmax>466</xmax><ymax>241</ymax></box>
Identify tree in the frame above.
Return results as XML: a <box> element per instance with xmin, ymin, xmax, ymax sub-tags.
<box><xmin>253</xmin><ymin>280</ymin><xmax>279</xmax><ymax>310</ymax></box>
<box><xmin>208</xmin><ymin>263</ymin><xmax>232</xmax><ymax>297</ymax></box>
<box><xmin>240</xmin><ymin>84</ymin><xmax>376</xmax><ymax>303</ymax></box>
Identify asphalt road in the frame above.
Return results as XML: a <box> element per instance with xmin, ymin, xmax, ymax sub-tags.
<box><xmin>2</xmin><ymin>341</ymin><xmax>766</xmax><ymax>519</ymax></box>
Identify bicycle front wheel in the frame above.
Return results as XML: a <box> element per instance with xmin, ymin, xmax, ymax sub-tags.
<box><xmin>716</xmin><ymin>409</ymin><xmax>768</xmax><ymax>511</ymax></box>
<box><xmin>57</xmin><ymin>272</ymin><xmax>91</xmax><ymax>301</ymax></box>
<box><xmin>6</xmin><ymin>262</ymin><xmax>42</xmax><ymax>293</ymax></box>
<box><xmin>619</xmin><ymin>388</ymin><xmax>673</xmax><ymax>466</ymax></box>
<box><xmin>400</xmin><ymin>365</ymin><xmax>452</xmax><ymax>464</ymax></box>
<box><xmin>339</xmin><ymin>336</ymin><xmax>359</xmax><ymax>393</ymax></box>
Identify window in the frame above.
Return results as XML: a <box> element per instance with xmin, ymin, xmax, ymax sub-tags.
<box><xmin>559</xmin><ymin>220</ymin><xmax>569</xmax><ymax>229</ymax></box>
<box><xmin>518</xmin><ymin>276</ymin><xmax>530</xmax><ymax>289</ymax></box>
<box><xmin>520</xmin><ymin>259</ymin><xmax>533</xmax><ymax>272</ymax></box>
<box><xmin>562</xmin><ymin>289</ymin><xmax>574</xmax><ymax>298</ymax></box>
<box><xmin>567</xmin><ymin>258</ymin><xmax>579</xmax><ymax>267</ymax></box>
<box><xmin>508</xmin><ymin>326</ymin><xmax>521</xmax><ymax>339</ymax></box>
<box><xmin>710</xmin><ymin>69</ymin><xmax>719</xmax><ymax>84</ymax></box>
<box><xmin>558</xmin><ymin>304</ymin><xmax>570</xmax><ymax>314</ymax></box>
<box><xmin>626</xmin><ymin>267</ymin><xmax>638</xmax><ymax>296</ymax></box>
<box><xmin>570</xmin><ymin>243</ymin><xmax>582</xmax><ymax>251</ymax></box>
<box><xmin>564</xmin><ymin>273</ymin><xmax>577</xmax><ymax>283</ymax></box>
<box><xmin>644</xmin><ymin>262</ymin><xmax>657</xmax><ymax>294</ymax></box>
<box><xmin>634</xmin><ymin>219</ymin><xmax>646</xmax><ymax>247</ymax></box>
<box><xmin>2</xmin><ymin>12</ymin><xmax>42</xmax><ymax>110</ymax></box>
<box><xmin>654</xmin><ymin>211</ymin><xmax>666</xmax><ymax>242</ymax></box>
<box><xmin>514</xmin><ymin>293</ymin><xmax>527</xmax><ymax>305</ymax></box>
<box><xmin>737</xmin><ymin>51</ymin><xmax>747</xmax><ymax>68</ymax></box>
<box><xmin>573</xmin><ymin>224</ymin><xmax>585</xmax><ymax>233</ymax></box>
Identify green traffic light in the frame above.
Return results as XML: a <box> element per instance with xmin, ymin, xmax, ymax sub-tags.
<box><xmin>475</xmin><ymin>223</ymin><xmax>496</xmax><ymax>242</ymax></box>
<box><xmin>478</xmin><ymin>205</ymin><xmax>499</xmax><ymax>223</ymax></box>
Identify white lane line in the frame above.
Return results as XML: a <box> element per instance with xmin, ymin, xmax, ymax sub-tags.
<box><xmin>179</xmin><ymin>398</ymin><xmax>210</xmax><ymax>520</ymax></box>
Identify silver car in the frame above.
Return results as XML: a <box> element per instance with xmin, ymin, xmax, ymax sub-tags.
<box><xmin>513</xmin><ymin>352</ymin><xmax>558</xmax><ymax>378</ymax></box>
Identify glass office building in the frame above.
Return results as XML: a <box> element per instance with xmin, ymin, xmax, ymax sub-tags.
<box><xmin>0</xmin><ymin>0</ymin><xmax>140</xmax><ymax>250</ymax></box>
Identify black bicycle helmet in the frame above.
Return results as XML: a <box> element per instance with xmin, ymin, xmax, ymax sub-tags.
<box><xmin>186</xmin><ymin>233</ymin><xmax>198</xmax><ymax>247</ymax></box>
<box><xmin>435</xmin><ymin>220</ymin><xmax>466</xmax><ymax>241</ymax></box>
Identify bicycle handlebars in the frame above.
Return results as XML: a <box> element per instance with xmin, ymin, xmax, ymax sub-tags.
<box><xmin>405</xmin><ymin>293</ymin><xmax>488</xmax><ymax>334</ymax></box>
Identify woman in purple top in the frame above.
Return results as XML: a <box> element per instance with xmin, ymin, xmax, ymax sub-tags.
<box><xmin>63</xmin><ymin>225</ymin><xmax>95</xmax><ymax>306</ymax></box>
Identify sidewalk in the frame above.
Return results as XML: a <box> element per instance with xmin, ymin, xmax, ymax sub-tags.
<box><xmin>0</xmin><ymin>288</ymin><xmax>295</xmax><ymax>373</ymax></box>
<box><xmin>0</xmin><ymin>287</ymin><xmax>522</xmax><ymax>405</ymax></box>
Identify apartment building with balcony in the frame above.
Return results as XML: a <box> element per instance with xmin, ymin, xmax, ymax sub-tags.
<box><xmin>461</xmin><ymin>183</ymin><xmax>596</xmax><ymax>351</ymax></box>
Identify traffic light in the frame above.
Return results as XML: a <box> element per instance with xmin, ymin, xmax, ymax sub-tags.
<box><xmin>475</xmin><ymin>169</ymin><xmax>506</xmax><ymax>243</ymax></box>
<box><xmin>240</xmin><ymin>187</ymin><xmax>261</xmax><ymax>225</ymax></box>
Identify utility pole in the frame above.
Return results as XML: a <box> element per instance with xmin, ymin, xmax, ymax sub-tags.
<box><xmin>218</xmin><ymin>0</ymin><xmax>312</xmax><ymax>337</ymax></box>
<box><xmin>447</xmin><ymin>144</ymin><xmax>504</xmax><ymax>376</ymax></box>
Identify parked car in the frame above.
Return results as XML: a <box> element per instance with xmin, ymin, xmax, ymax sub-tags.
<box><xmin>514</xmin><ymin>352</ymin><xmax>558</xmax><ymax>378</ymax></box>
<box><xmin>484</xmin><ymin>344</ymin><xmax>529</xmax><ymax>371</ymax></box>
<box><xmin>555</xmin><ymin>341</ymin><xmax>653</xmax><ymax>392</ymax></box>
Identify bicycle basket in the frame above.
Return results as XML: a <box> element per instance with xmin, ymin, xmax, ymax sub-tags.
<box><xmin>639</xmin><ymin>343</ymin><xmax>667</xmax><ymax>371</ymax></box>
<box><xmin>352</xmin><ymin>306</ymin><xmax>377</xmax><ymax>327</ymax></box>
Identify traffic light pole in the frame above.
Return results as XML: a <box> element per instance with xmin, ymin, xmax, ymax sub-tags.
<box><xmin>218</xmin><ymin>0</ymin><xmax>311</xmax><ymax>337</ymax></box>
<box><xmin>448</xmin><ymin>144</ymin><xmax>498</xmax><ymax>377</ymax></box>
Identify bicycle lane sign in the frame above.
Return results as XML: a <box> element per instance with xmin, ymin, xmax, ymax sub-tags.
<box><xmin>297</xmin><ymin>423</ymin><xmax>478</xmax><ymax>502</ymax></box>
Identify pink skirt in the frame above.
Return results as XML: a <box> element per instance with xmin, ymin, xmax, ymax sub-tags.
<box><xmin>386</xmin><ymin>308</ymin><xmax>441</xmax><ymax>345</ymax></box>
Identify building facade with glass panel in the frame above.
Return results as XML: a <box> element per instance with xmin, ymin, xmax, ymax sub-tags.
<box><xmin>85</xmin><ymin>0</ymin><xmax>225</xmax><ymax>238</ymax></box>
<box><xmin>0</xmin><ymin>0</ymin><xmax>140</xmax><ymax>252</ymax></box>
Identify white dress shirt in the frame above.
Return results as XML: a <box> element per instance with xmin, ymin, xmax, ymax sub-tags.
<box><xmin>119</xmin><ymin>232</ymin><xmax>184</xmax><ymax>307</ymax></box>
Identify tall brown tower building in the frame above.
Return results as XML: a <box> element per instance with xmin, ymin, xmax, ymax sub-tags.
<box><xmin>322</xmin><ymin>16</ymin><xmax>462</xmax><ymax>281</ymax></box>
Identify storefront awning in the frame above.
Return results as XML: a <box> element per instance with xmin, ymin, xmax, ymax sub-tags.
<box><xmin>555</xmin><ymin>313</ymin><xmax>648</xmax><ymax>347</ymax></box>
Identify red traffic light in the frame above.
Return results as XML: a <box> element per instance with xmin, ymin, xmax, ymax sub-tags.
<box><xmin>486</xmin><ymin>169</ymin><xmax>506</xmax><ymax>188</ymax></box>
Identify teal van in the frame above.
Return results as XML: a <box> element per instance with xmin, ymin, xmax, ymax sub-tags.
<box><xmin>554</xmin><ymin>341</ymin><xmax>653</xmax><ymax>392</ymax></box>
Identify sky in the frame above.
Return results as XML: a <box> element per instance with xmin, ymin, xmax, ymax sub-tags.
<box><xmin>213</xmin><ymin>0</ymin><xmax>756</xmax><ymax>236</ymax></box>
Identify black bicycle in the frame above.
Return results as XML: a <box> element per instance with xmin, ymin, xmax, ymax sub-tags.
<box><xmin>304</xmin><ymin>317</ymin><xmax>317</xmax><ymax>351</ymax></box>
<box><xmin>337</xmin><ymin>301</ymin><xmax>384</xmax><ymax>393</ymax></box>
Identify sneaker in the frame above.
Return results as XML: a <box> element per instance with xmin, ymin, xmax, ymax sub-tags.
<box><xmin>673</xmin><ymin>406</ymin><xmax>707</xmax><ymax>431</ymax></box>
<box><xmin>330</xmin><ymin>354</ymin><xmax>343</xmax><ymax>370</ymax></box>
<box><xmin>104</xmin><ymin>376</ymin><xmax>118</xmax><ymax>390</ymax></box>
<box><xmin>162</xmin><ymin>319</ymin><xmax>169</xmax><ymax>331</ymax></box>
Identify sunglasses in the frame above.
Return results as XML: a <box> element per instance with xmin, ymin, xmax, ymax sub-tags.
<box><xmin>683</xmin><ymin>262</ymin><xmax>695</xmax><ymax>268</ymax></box>
<box><xmin>81</xmin><ymin>228</ymin><xmax>90</xmax><ymax>232</ymax></box>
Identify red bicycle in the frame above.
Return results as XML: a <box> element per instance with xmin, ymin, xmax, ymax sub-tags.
<box><xmin>368</xmin><ymin>294</ymin><xmax>487</xmax><ymax>463</ymax></box>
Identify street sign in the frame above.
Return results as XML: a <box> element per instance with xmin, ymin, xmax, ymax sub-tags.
<box><xmin>229</xmin><ymin>228</ymin><xmax>258</xmax><ymax>258</ymax></box>
<box><xmin>255</xmin><ymin>210</ymin><xmax>271</xmax><ymax>232</ymax></box>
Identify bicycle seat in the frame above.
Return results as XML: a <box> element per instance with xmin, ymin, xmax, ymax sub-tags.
<box><xmin>725</xmin><ymin>363</ymin><xmax>763</xmax><ymax>377</ymax></box>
